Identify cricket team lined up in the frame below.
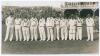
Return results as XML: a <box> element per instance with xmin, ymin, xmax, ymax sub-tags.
<box><xmin>4</xmin><ymin>14</ymin><xmax>94</xmax><ymax>42</ymax></box>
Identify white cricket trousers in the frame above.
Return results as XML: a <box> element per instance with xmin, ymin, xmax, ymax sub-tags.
<box><xmin>39</xmin><ymin>27</ymin><xmax>46</xmax><ymax>41</ymax></box>
<box><xmin>69</xmin><ymin>26</ymin><xmax>76</xmax><ymax>40</ymax></box>
<box><xmin>87</xmin><ymin>27</ymin><xmax>94</xmax><ymax>41</ymax></box>
<box><xmin>47</xmin><ymin>27</ymin><xmax>54</xmax><ymax>41</ymax></box>
<box><xmin>76</xmin><ymin>27</ymin><xmax>82</xmax><ymax>40</ymax></box>
<box><xmin>15</xmin><ymin>25</ymin><xmax>22</xmax><ymax>41</ymax></box>
<box><xmin>61</xmin><ymin>27</ymin><xmax>68</xmax><ymax>40</ymax></box>
<box><xmin>22</xmin><ymin>27</ymin><xmax>30</xmax><ymax>41</ymax></box>
<box><xmin>30</xmin><ymin>27</ymin><xmax>38</xmax><ymax>41</ymax></box>
<box><xmin>4</xmin><ymin>25</ymin><xmax>14</xmax><ymax>41</ymax></box>
<box><xmin>55</xmin><ymin>26</ymin><xmax>60</xmax><ymax>40</ymax></box>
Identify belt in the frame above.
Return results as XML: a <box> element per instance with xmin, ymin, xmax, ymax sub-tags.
<box><xmin>87</xmin><ymin>26</ymin><xmax>93</xmax><ymax>27</ymax></box>
<box><xmin>47</xmin><ymin>26</ymin><xmax>53</xmax><ymax>27</ymax></box>
<box><xmin>56</xmin><ymin>24</ymin><xmax>59</xmax><ymax>25</ymax></box>
<box><xmin>70</xmin><ymin>33</ymin><xmax>75</xmax><ymax>34</ymax></box>
<box><xmin>16</xmin><ymin>24</ymin><xmax>20</xmax><ymax>25</ymax></box>
<box><xmin>55</xmin><ymin>26</ymin><xmax>60</xmax><ymax>27</ymax></box>
<box><xmin>39</xmin><ymin>26</ymin><xmax>44</xmax><ymax>27</ymax></box>
<box><xmin>77</xmin><ymin>26</ymin><xmax>82</xmax><ymax>27</ymax></box>
<box><xmin>48</xmin><ymin>27</ymin><xmax>52</xmax><ymax>29</ymax></box>
<box><xmin>30</xmin><ymin>26</ymin><xmax>36</xmax><ymax>27</ymax></box>
<box><xmin>61</xmin><ymin>26</ymin><xmax>66</xmax><ymax>28</ymax></box>
<box><xmin>23</xmin><ymin>26</ymin><xmax>29</xmax><ymax>27</ymax></box>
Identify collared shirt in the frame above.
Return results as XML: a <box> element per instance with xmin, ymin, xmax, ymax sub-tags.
<box><xmin>68</xmin><ymin>19</ymin><xmax>76</xmax><ymax>26</ymax></box>
<box><xmin>6</xmin><ymin>16</ymin><xmax>14</xmax><ymax>26</ymax></box>
<box><xmin>50</xmin><ymin>18</ymin><xmax>55</xmax><ymax>27</ymax></box>
<box><xmin>86</xmin><ymin>18</ymin><xmax>94</xmax><ymax>26</ymax></box>
<box><xmin>60</xmin><ymin>19</ymin><xmax>67</xmax><ymax>27</ymax></box>
<box><xmin>30</xmin><ymin>18</ymin><xmax>38</xmax><ymax>27</ymax></box>
<box><xmin>46</xmin><ymin>17</ymin><xmax>54</xmax><ymax>27</ymax></box>
<box><xmin>21</xmin><ymin>19</ymin><xmax>30</xmax><ymax>27</ymax></box>
<box><xmin>39</xmin><ymin>18</ymin><xmax>45</xmax><ymax>27</ymax></box>
<box><xmin>46</xmin><ymin>18</ymin><xmax>50</xmax><ymax>26</ymax></box>
<box><xmin>15</xmin><ymin>18</ymin><xmax>22</xmax><ymax>25</ymax></box>
<box><xmin>55</xmin><ymin>18</ymin><xmax>60</xmax><ymax>26</ymax></box>
<box><xmin>76</xmin><ymin>18</ymin><xmax>83</xmax><ymax>26</ymax></box>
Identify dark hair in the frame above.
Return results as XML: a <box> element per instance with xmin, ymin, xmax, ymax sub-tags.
<box><xmin>87</xmin><ymin>14</ymin><xmax>91</xmax><ymax>17</ymax></box>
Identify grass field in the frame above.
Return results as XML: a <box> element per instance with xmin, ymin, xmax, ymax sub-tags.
<box><xmin>2</xmin><ymin>24</ymin><xmax>99</xmax><ymax>54</ymax></box>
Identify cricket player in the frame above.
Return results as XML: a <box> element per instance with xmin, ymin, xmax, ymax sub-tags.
<box><xmin>76</xmin><ymin>17</ymin><xmax>83</xmax><ymax>40</ymax></box>
<box><xmin>15</xmin><ymin>17</ymin><xmax>22</xmax><ymax>41</ymax></box>
<box><xmin>46</xmin><ymin>17</ymin><xmax>54</xmax><ymax>41</ymax></box>
<box><xmin>39</xmin><ymin>18</ymin><xmax>46</xmax><ymax>41</ymax></box>
<box><xmin>21</xmin><ymin>18</ymin><xmax>30</xmax><ymax>41</ymax></box>
<box><xmin>4</xmin><ymin>15</ymin><xmax>14</xmax><ymax>41</ymax></box>
<box><xmin>86</xmin><ymin>15</ymin><xmax>94</xmax><ymax>41</ymax></box>
<box><xmin>60</xmin><ymin>18</ymin><xmax>68</xmax><ymax>40</ymax></box>
<box><xmin>51</xmin><ymin>17</ymin><xmax>55</xmax><ymax>40</ymax></box>
<box><xmin>65</xmin><ymin>18</ymin><xmax>69</xmax><ymax>40</ymax></box>
<box><xmin>54</xmin><ymin>18</ymin><xmax>60</xmax><ymax>40</ymax></box>
<box><xmin>30</xmin><ymin>17</ymin><xmax>38</xmax><ymax>41</ymax></box>
<box><xmin>69</xmin><ymin>15</ymin><xmax>76</xmax><ymax>40</ymax></box>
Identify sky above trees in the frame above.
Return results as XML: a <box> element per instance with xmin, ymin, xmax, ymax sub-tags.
<box><xmin>2</xmin><ymin>1</ymin><xmax>64</xmax><ymax>8</ymax></box>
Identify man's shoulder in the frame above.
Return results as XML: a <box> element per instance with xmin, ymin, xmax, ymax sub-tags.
<box><xmin>19</xmin><ymin>18</ymin><xmax>21</xmax><ymax>20</ymax></box>
<box><xmin>39</xmin><ymin>19</ymin><xmax>42</xmax><ymax>21</ymax></box>
<box><xmin>6</xmin><ymin>17</ymin><xmax>10</xmax><ymax>20</ymax></box>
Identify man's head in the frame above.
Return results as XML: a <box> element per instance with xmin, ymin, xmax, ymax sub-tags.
<box><xmin>70</xmin><ymin>14</ymin><xmax>74</xmax><ymax>19</ymax></box>
<box><xmin>75</xmin><ymin>15</ymin><xmax>79</xmax><ymax>19</ymax></box>
<box><xmin>24</xmin><ymin>18</ymin><xmax>27</xmax><ymax>21</ymax></box>
<box><xmin>87</xmin><ymin>14</ymin><xmax>91</xmax><ymax>18</ymax></box>
<box><xmin>9</xmin><ymin>12</ymin><xmax>14</xmax><ymax>17</ymax></box>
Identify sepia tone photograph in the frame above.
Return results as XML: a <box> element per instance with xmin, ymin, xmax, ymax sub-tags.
<box><xmin>1</xmin><ymin>1</ymin><xmax>99</xmax><ymax>54</ymax></box>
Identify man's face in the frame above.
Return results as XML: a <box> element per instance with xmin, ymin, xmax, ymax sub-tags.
<box><xmin>25</xmin><ymin>19</ymin><xmax>27</xmax><ymax>21</ymax></box>
<box><xmin>88</xmin><ymin>16</ymin><xmax>90</xmax><ymax>18</ymax></box>
<box><xmin>42</xmin><ymin>18</ymin><xmax>44</xmax><ymax>19</ymax></box>
<box><xmin>71</xmin><ymin>16</ymin><xmax>73</xmax><ymax>19</ymax></box>
<box><xmin>87</xmin><ymin>14</ymin><xmax>91</xmax><ymax>18</ymax></box>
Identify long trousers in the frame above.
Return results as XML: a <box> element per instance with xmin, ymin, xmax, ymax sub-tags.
<box><xmin>54</xmin><ymin>26</ymin><xmax>60</xmax><ymax>40</ymax></box>
<box><xmin>4</xmin><ymin>25</ymin><xmax>14</xmax><ymax>41</ymax></box>
<box><xmin>39</xmin><ymin>27</ymin><xmax>46</xmax><ymax>41</ymax></box>
<box><xmin>61</xmin><ymin>27</ymin><xmax>68</xmax><ymax>40</ymax></box>
<box><xmin>69</xmin><ymin>26</ymin><xmax>76</xmax><ymax>40</ymax></box>
<box><xmin>87</xmin><ymin>27</ymin><xmax>94</xmax><ymax>41</ymax></box>
<box><xmin>22</xmin><ymin>27</ymin><xmax>30</xmax><ymax>41</ymax></box>
<box><xmin>47</xmin><ymin>27</ymin><xmax>54</xmax><ymax>41</ymax></box>
<box><xmin>15</xmin><ymin>25</ymin><xmax>22</xmax><ymax>41</ymax></box>
<box><xmin>76</xmin><ymin>27</ymin><xmax>82</xmax><ymax>40</ymax></box>
<box><xmin>30</xmin><ymin>27</ymin><xmax>38</xmax><ymax>41</ymax></box>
